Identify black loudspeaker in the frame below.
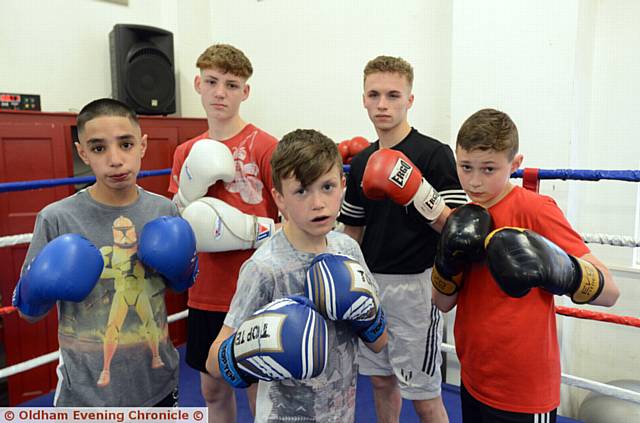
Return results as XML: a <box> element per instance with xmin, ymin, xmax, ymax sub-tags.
<box><xmin>109</xmin><ymin>24</ymin><xmax>176</xmax><ymax>115</ymax></box>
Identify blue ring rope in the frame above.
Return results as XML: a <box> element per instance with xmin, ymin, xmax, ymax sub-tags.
<box><xmin>0</xmin><ymin>169</ymin><xmax>171</xmax><ymax>193</ymax></box>
<box><xmin>511</xmin><ymin>169</ymin><xmax>640</xmax><ymax>182</ymax></box>
<box><xmin>1</xmin><ymin>167</ymin><xmax>640</xmax><ymax>193</ymax></box>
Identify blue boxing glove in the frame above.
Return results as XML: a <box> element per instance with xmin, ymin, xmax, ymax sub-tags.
<box><xmin>305</xmin><ymin>253</ymin><xmax>386</xmax><ymax>343</ymax></box>
<box><xmin>138</xmin><ymin>216</ymin><xmax>198</xmax><ymax>292</ymax></box>
<box><xmin>12</xmin><ymin>234</ymin><xmax>104</xmax><ymax>318</ymax></box>
<box><xmin>217</xmin><ymin>296</ymin><xmax>328</xmax><ymax>388</ymax></box>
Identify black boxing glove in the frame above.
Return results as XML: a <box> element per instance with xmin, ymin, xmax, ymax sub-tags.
<box><xmin>485</xmin><ymin>227</ymin><xmax>604</xmax><ymax>304</ymax></box>
<box><xmin>431</xmin><ymin>204</ymin><xmax>494</xmax><ymax>295</ymax></box>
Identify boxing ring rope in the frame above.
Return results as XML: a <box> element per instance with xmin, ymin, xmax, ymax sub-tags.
<box><xmin>555</xmin><ymin>306</ymin><xmax>640</xmax><ymax>328</ymax></box>
<box><xmin>439</xmin><ymin>343</ymin><xmax>640</xmax><ymax>405</ymax></box>
<box><xmin>511</xmin><ymin>168</ymin><xmax>640</xmax><ymax>182</ymax></box>
<box><xmin>0</xmin><ymin>169</ymin><xmax>170</xmax><ymax>193</ymax></box>
<box><xmin>1</xmin><ymin>168</ymin><xmax>640</xmax><ymax>405</ymax></box>
<box><xmin>0</xmin><ymin>310</ymin><xmax>189</xmax><ymax>381</ymax></box>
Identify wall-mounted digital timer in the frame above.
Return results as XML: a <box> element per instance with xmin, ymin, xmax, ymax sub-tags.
<box><xmin>0</xmin><ymin>93</ymin><xmax>41</xmax><ymax>111</ymax></box>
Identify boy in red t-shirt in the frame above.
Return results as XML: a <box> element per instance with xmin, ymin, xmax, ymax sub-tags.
<box><xmin>168</xmin><ymin>44</ymin><xmax>279</xmax><ymax>422</ymax></box>
<box><xmin>431</xmin><ymin>108</ymin><xmax>620</xmax><ymax>423</ymax></box>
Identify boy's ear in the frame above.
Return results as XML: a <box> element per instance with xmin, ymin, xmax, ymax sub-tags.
<box><xmin>511</xmin><ymin>153</ymin><xmax>524</xmax><ymax>173</ymax></box>
<box><xmin>75</xmin><ymin>142</ymin><xmax>90</xmax><ymax>165</ymax></box>
<box><xmin>140</xmin><ymin>134</ymin><xmax>148</xmax><ymax>158</ymax></box>
<box><xmin>194</xmin><ymin>75</ymin><xmax>202</xmax><ymax>94</ymax></box>
<box><xmin>341</xmin><ymin>174</ymin><xmax>346</xmax><ymax>188</ymax></box>
<box><xmin>271</xmin><ymin>187</ymin><xmax>285</xmax><ymax>214</ymax></box>
<box><xmin>242</xmin><ymin>83</ymin><xmax>250</xmax><ymax>101</ymax></box>
<box><xmin>407</xmin><ymin>93</ymin><xmax>415</xmax><ymax>109</ymax></box>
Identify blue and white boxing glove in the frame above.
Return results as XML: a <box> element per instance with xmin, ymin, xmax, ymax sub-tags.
<box><xmin>217</xmin><ymin>296</ymin><xmax>328</xmax><ymax>388</ymax></box>
<box><xmin>12</xmin><ymin>234</ymin><xmax>104</xmax><ymax>318</ymax></box>
<box><xmin>138</xmin><ymin>216</ymin><xmax>198</xmax><ymax>292</ymax></box>
<box><xmin>305</xmin><ymin>253</ymin><xmax>386</xmax><ymax>343</ymax></box>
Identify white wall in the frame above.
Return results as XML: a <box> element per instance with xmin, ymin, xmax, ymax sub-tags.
<box><xmin>0</xmin><ymin>0</ymin><xmax>208</xmax><ymax>115</ymax></box>
<box><xmin>2</xmin><ymin>0</ymin><xmax>639</xmax><ymax>418</ymax></box>
<box><xmin>206</xmin><ymin>0</ymin><xmax>453</xmax><ymax>143</ymax></box>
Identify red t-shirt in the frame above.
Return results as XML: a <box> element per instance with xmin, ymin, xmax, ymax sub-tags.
<box><xmin>169</xmin><ymin>124</ymin><xmax>279</xmax><ymax>311</ymax></box>
<box><xmin>454</xmin><ymin>186</ymin><xmax>589</xmax><ymax>413</ymax></box>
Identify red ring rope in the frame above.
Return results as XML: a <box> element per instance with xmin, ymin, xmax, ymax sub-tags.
<box><xmin>555</xmin><ymin>305</ymin><xmax>640</xmax><ymax>328</ymax></box>
<box><xmin>0</xmin><ymin>305</ymin><xmax>16</xmax><ymax>315</ymax></box>
<box><xmin>4</xmin><ymin>305</ymin><xmax>639</xmax><ymax>328</ymax></box>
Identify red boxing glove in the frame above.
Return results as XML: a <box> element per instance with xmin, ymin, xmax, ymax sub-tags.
<box><xmin>338</xmin><ymin>137</ymin><xmax>370</xmax><ymax>164</ymax></box>
<box><xmin>363</xmin><ymin>149</ymin><xmax>444</xmax><ymax>222</ymax></box>
<box><xmin>338</xmin><ymin>140</ymin><xmax>351</xmax><ymax>164</ymax></box>
<box><xmin>348</xmin><ymin>136</ymin><xmax>369</xmax><ymax>157</ymax></box>
<box><xmin>363</xmin><ymin>149</ymin><xmax>421</xmax><ymax>204</ymax></box>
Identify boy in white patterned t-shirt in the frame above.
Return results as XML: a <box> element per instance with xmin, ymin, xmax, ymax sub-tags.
<box><xmin>206</xmin><ymin>129</ymin><xmax>388</xmax><ymax>422</ymax></box>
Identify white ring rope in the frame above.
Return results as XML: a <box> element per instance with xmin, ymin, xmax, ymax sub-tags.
<box><xmin>0</xmin><ymin>233</ymin><xmax>33</xmax><ymax>248</ymax></box>
<box><xmin>2</xmin><ymin>232</ymin><xmax>639</xmax><ymax>248</ymax></box>
<box><xmin>582</xmin><ymin>233</ymin><xmax>640</xmax><ymax>248</ymax></box>
<box><xmin>0</xmin><ymin>309</ymin><xmax>189</xmax><ymax>380</ymax></box>
<box><xmin>0</xmin><ymin>351</ymin><xmax>59</xmax><ymax>382</ymax></box>
<box><xmin>0</xmin><ymin>328</ymin><xmax>638</xmax><ymax>405</ymax></box>
<box><xmin>440</xmin><ymin>343</ymin><xmax>640</xmax><ymax>405</ymax></box>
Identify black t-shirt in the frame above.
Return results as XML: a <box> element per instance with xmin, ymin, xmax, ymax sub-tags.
<box><xmin>338</xmin><ymin>128</ymin><xmax>466</xmax><ymax>274</ymax></box>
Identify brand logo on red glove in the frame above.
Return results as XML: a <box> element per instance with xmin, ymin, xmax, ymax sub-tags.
<box><xmin>389</xmin><ymin>158</ymin><xmax>413</xmax><ymax>188</ymax></box>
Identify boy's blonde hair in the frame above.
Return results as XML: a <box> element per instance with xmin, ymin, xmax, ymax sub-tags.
<box><xmin>271</xmin><ymin>129</ymin><xmax>343</xmax><ymax>193</ymax></box>
<box><xmin>456</xmin><ymin>108</ymin><xmax>519</xmax><ymax>160</ymax></box>
<box><xmin>363</xmin><ymin>55</ymin><xmax>414</xmax><ymax>87</ymax></box>
<box><xmin>196</xmin><ymin>44</ymin><xmax>253</xmax><ymax>79</ymax></box>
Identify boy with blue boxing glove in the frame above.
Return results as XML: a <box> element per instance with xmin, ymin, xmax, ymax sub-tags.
<box><xmin>206</xmin><ymin>129</ymin><xmax>387</xmax><ymax>422</ymax></box>
<box><xmin>13</xmin><ymin>98</ymin><xmax>197</xmax><ymax>407</ymax></box>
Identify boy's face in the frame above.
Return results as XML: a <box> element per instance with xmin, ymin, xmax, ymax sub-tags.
<box><xmin>363</xmin><ymin>72</ymin><xmax>414</xmax><ymax>132</ymax></box>
<box><xmin>195</xmin><ymin>67</ymin><xmax>249</xmax><ymax>122</ymax></box>
<box><xmin>76</xmin><ymin>116</ymin><xmax>147</xmax><ymax>194</ymax></box>
<box><xmin>272</xmin><ymin>164</ymin><xmax>345</xmax><ymax>241</ymax></box>
<box><xmin>455</xmin><ymin>147</ymin><xmax>522</xmax><ymax>208</ymax></box>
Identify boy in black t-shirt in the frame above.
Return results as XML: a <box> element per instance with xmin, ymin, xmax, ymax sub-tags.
<box><xmin>338</xmin><ymin>55</ymin><xmax>466</xmax><ymax>423</ymax></box>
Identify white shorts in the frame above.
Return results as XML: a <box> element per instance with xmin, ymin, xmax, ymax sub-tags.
<box><xmin>357</xmin><ymin>269</ymin><xmax>443</xmax><ymax>400</ymax></box>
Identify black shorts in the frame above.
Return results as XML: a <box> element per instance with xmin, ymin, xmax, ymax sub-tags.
<box><xmin>186</xmin><ymin>308</ymin><xmax>227</xmax><ymax>373</ymax></box>
<box><xmin>461</xmin><ymin>383</ymin><xmax>557</xmax><ymax>423</ymax></box>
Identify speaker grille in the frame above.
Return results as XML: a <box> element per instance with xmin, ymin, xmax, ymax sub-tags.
<box><xmin>125</xmin><ymin>48</ymin><xmax>176</xmax><ymax>113</ymax></box>
<box><xmin>128</xmin><ymin>47</ymin><xmax>172</xmax><ymax>65</ymax></box>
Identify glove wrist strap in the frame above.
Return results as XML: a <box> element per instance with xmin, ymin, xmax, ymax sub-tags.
<box><xmin>412</xmin><ymin>179</ymin><xmax>445</xmax><ymax>223</ymax></box>
<box><xmin>355</xmin><ymin>307</ymin><xmax>386</xmax><ymax>344</ymax></box>
<box><xmin>218</xmin><ymin>336</ymin><xmax>256</xmax><ymax>388</ymax></box>
<box><xmin>431</xmin><ymin>266</ymin><xmax>462</xmax><ymax>296</ymax></box>
<box><xmin>570</xmin><ymin>257</ymin><xmax>605</xmax><ymax>304</ymax></box>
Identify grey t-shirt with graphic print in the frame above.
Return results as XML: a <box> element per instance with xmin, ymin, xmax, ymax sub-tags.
<box><xmin>19</xmin><ymin>187</ymin><xmax>180</xmax><ymax>407</ymax></box>
<box><xmin>225</xmin><ymin>229</ymin><xmax>377</xmax><ymax>423</ymax></box>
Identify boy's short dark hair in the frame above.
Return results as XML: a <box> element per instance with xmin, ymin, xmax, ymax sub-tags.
<box><xmin>271</xmin><ymin>129</ymin><xmax>343</xmax><ymax>193</ymax></box>
<box><xmin>77</xmin><ymin>98</ymin><xmax>139</xmax><ymax>136</ymax></box>
<box><xmin>364</xmin><ymin>55</ymin><xmax>414</xmax><ymax>87</ymax></box>
<box><xmin>456</xmin><ymin>108</ymin><xmax>519</xmax><ymax>160</ymax></box>
<box><xmin>196</xmin><ymin>44</ymin><xmax>253</xmax><ymax>79</ymax></box>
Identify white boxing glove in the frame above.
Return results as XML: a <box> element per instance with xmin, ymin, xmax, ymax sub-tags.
<box><xmin>175</xmin><ymin>139</ymin><xmax>235</xmax><ymax>209</ymax></box>
<box><xmin>182</xmin><ymin>198</ymin><xmax>275</xmax><ymax>252</ymax></box>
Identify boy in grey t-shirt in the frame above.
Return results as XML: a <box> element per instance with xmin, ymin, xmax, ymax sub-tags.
<box><xmin>206</xmin><ymin>129</ymin><xmax>388</xmax><ymax>422</ymax></box>
<box><xmin>12</xmin><ymin>99</ymin><xmax>198</xmax><ymax>406</ymax></box>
